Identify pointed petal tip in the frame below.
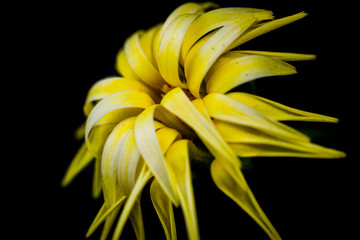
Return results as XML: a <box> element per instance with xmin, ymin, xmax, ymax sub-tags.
<box><xmin>315</xmin><ymin>147</ymin><xmax>346</xmax><ymax>159</ymax></box>
<box><xmin>60</xmin><ymin>178</ymin><xmax>69</xmax><ymax>188</ymax></box>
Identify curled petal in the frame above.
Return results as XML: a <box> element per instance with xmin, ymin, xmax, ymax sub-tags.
<box><xmin>161</xmin><ymin>88</ymin><xmax>247</xmax><ymax>189</ymax></box>
<box><xmin>85</xmin><ymin>90</ymin><xmax>155</xmax><ymax>157</ymax></box>
<box><xmin>84</xmin><ymin>77</ymin><xmax>160</xmax><ymax>116</ymax></box>
<box><xmin>134</xmin><ymin>105</ymin><xmax>179</xmax><ymax>204</ymax></box>
<box><xmin>158</xmin><ymin>14</ymin><xmax>198</xmax><ymax>88</ymax></box>
<box><xmin>206</xmin><ymin>54</ymin><xmax>296</xmax><ymax>94</ymax></box>
<box><xmin>124</xmin><ymin>31</ymin><xmax>166</xmax><ymax>89</ymax></box>
<box><xmin>139</xmin><ymin>24</ymin><xmax>162</xmax><ymax>66</ymax></box>
<box><xmin>185</xmin><ymin>15</ymin><xmax>256</xmax><ymax>98</ymax></box>
<box><xmin>102</xmin><ymin>128</ymin><xmax>131</xmax><ymax>207</ymax></box>
<box><xmin>115</xmin><ymin>49</ymin><xmax>142</xmax><ymax>81</ymax></box>
<box><xmin>155</xmin><ymin>2</ymin><xmax>208</xmax><ymax>61</ymax></box>
<box><xmin>161</xmin><ymin>88</ymin><xmax>239</xmax><ymax>168</ymax></box>
<box><xmin>181</xmin><ymin>7</ymin><xmax>273</xmax><ymax>63</ymax></box>
<box><xmin>113</xmin><ymin>124</ymin><xmax>180</xmax><ymax>240</ymax></box>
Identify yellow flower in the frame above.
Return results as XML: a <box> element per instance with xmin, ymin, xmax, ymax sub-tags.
<box><xmin>62</xmin><ymin>2</ymin><xmax>345</xmax><ymax>240</ymax></box>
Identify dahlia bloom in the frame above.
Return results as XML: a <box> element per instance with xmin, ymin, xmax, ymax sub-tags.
<box><xmin>62</xmin><ymin>2</ymin><xmax>345</xmax><ymax>240</ymax></box>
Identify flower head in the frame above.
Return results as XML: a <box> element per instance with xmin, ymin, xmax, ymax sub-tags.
<box><xmin>62</xmin><ymin>2</ymin><xmax>345</xmax><ymax>240</ymax></box>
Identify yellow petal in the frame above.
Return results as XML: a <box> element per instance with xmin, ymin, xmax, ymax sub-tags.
<box><xmin>215</xmin><ymin>120</ymin><xmax>346</xmax><ymax>158</ymax></box>
<box><xmin>185</xmin><ymin>15</ymin><xmax>256</xmax><ymax>98</ymax></box>
<box><xmin>129</xmin><ymin>201</ymin><xmax>145</xmax><ymax>240</ymax></box>
<box><xmin>203</xmin><ymin>93</ymin><xmax>309</xmax><ymax>142</ymax></box>
<box><xmin>191</xmin><ymin>98</ymin><xmax>212</xmax><ymax>122</ymax></box>
<box><xmin>235</xmin><ymin>50</ymin><xmax>316</xmax><ymax>61</ymax></box>
<box><xmin>101</xmin><ymin>118</ymin><xmax>167</xmax><ymax>240</ymax></box>
<box><xmin>211</xmin><ymin>159</ymin><xmax>282</xmax><ymax>240</ymax></box>
<box><xmin>154</xmin><ymin>105</ymin><xmax>196</xmax><ymax>140</ymax></box>
<box><xmin>158</xmin><ymin>14</ymin><xmax>198</xmax><ymax>88</ymax></box>
<box><xmin>139</xmin><ymin>24</ymin><xmax>163</xmax><ymax>66</ymax></box>
<box><xmin>84</xmin><ymin>77</ymin><xmax>160</xmax><ymax>116</ymax></box>
<box><xmin>124</xmin><ymin>31</ymin><xmax>166</xmax><ymax>89</ymax></box>
<box><xmin>228</xmin><ymin>12</ymin><xmax>308</xmax><ymax>50</ymax></box>
<box><xmin>134</xmin><ymin>105</ymin><xmax>178</xmax><ymax>204</ymax></box>
<box><xmin>166</xmin><ymin>140</ymin><xmax>199</xmax><ymax>240</ymax></box>
<box><xmin>74</xmin><ymin>121</ymin><xmax>85</xmax><ymax>140</ymax></box>
<box><xmin>181</xmin><ymin>7</ymin><xmax>273</xmax><ymax>63</ymax></box>
<box><xmin>87</xmin><ymin>123</ymin><xmax>117</xmax><ymax>157</ymax></box>
<box><xmin>93</xmin><ymin>120</ymin><xmax>136</xmax><ymax>240</ymax></box>
<box><xmin>117</xmin><ymin>130</ymin><xmax>142</xmax><ymax>195</ymax></box>
<box><xmin>92</xmin><ymin>156</ymin><xmax>102</xmax><ymax>199</ymax></box>
<box><xmin>86</xmin><ymin>197</ymin><xmax>126</xmax><ymax>238</ymax></box>
<box><xmin>206</xmin><ymin>54</ymin><xmax>296</xmax><ymax>94</ymax></box>
<box><xmin>115</xmin><ymin>49</ymin><xmax>142</xmax><ymax>81</ymax></box>
<box><xmin>102</xmin><ymin>129</ymin><xmax>131</xmax><ymax>207</ymax></box>
<box><xmin>161</xmin><ymin>88</ymin><xmax>247</xmax><ymax>189</ymax></box>
<box><xmin>100</xmin><ymin>117</ymin><xmax>136</xmax><ymax>204</ymax></box>
<box><xmin>161</xmin><ymin>88</ymin><xmax>239</xmax><ymax>168</ymax></box>
<box><xmin>150</xmin><ymin>179</ymin><xmax>177</xmax><ymax>240</ymax></box>
<box><xmin>112</xmin><ymin>126</ymin><xmax>180</xmax><ymax>240</ymax></box>
<box><xmin>227</xmin><ymin>92</ymin><xmax>338</xmax><ymax>122</ymax></box>
<box><xmin>155</xmin><ymin>2</ymin><xmax>207</xmax><ymax>63</ymax></box>
<box><xmin>112</xmin><ymin>166</ymin><xmax>152</xmax><ymax>240</ymax></box>
<box><xmin>61</xmin><ymin>142</ymin><xmax>93</xmax><ymax>187</ymax></box>
<box><xmin>85</xmin><ymin>90</ymin><xmax>154</xmax><ymax>157</ymax></box>
<box><xmin>230</xmin><ymin>141</ymin><xmax>346</xmax><ymax>158</ymax></box>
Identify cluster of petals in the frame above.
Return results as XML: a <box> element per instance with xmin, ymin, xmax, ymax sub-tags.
<box><xmin>62</xmin><ymin>2</ymin><xmax>345</xmax><ymax>240</ymax></box>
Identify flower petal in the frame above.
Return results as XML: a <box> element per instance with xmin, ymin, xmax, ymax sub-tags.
<box><xmin>61</xmin><ymin>142</ymin><xmax>93</xmax><ymax>187</ymax></box>
<box><xmin>112</xmin><ymin>125</ymin><xmax>180</xmax><ymax>240</ymax></box>
<box><xmin>206</xmin><ymin>54</ymin><xmax>296</xmax><ymax>94</ymax></box>
<box><xmin>161</xmin><ymin>88</ymin><xmax>247</xmax><ymax>189</ymax></box>
<box><xmin>228</xmin><ymin>12</ymin><xmax>308</xmax><ymax>50</ymax></box>
<box><xmin>227</xmin><ymin>92</ymin><xmax>338</xmax><ymax>122</ymax></box>
<box><xmin>86</xmin><ymin>197</ymin><xmax>126</xmax><ymax>238</ymax></box>
<box><xmin>92</xmin><ymin>156</ymin><xmax>103</xmax><ymax>198</ymax></box>
<box><xmin>181</xmin><ymin>7</ymin><xmax>273</xmax><ymax>63</ymax></box>
<box><xmin>129</xmin><ymin>201</ymin><xmax>145</xmax><ymax>240</ymax></box>
<box><xmin>124</xmin><ymin>31</ymin><xmax>166</xmax><ymax>89</ymax></box>
<box><xmin>155</xmin><ymin>2</ymin><xmax>207</xmax><ymax>61</ymax></box>
<box><xmin>102</xmin><ymin>128</ymin><xmax>131</xmax><ymax>207</ymax></box>
<box><xmin>161</xmin><ymin>88</ymin><xmax>239</xmax><ymax>167</ymax></box>
<box><xmin>158</xmin><ymin>14</ymin><xmax>198</xmax><ymax>88</ymax></box>
<box><xmin>166</xmin><ymin>140</ymin><xmax>199</xmax><ymax>240</ymax></box>
<box><xmin>139</xmin><ymin>24</ymin><xmax>163</xmax><ymax>67</ymax></box>
<box><xmin>134</xmin><ymin>105</ymin><xmax>179</xmax><ymax>204</ymax></box>
<box><xmin>112</xmin><ymin>166</ymin><xmax>152</xmax><ymax>240</ymax></box>
<box><xmin>214</xmin><ymin>119</ymin><xmax>346</xmax><ymax>158</ymax></box>
<box><xmin>234</xmin><ymin>50</ymin><xmax>316</xmax><ymax>61</ymax></box>
<box><xmin>203</xmin><ymin>92</ymin><xmax>309</xmax><ymax>142</ymax></box>
<box><xmin>84</xmin><ymin>77</ymin><xmax>160</xmax><ymax>116</ymax></box>
<box><xmin>211</xmin><ymin>159</ymin><xmax>282</xmax><ymax>240</ymax></box>
<box><xmin>185</xmin><ymin>15</ymin><xmax>256</xmax><ymax>98</ymax></box>
<box><xmin>150</xmin><ymin>179</ymin><xmax>177</xmax><ymax>240</ymax></box>
<box><xmin>93</xmin><ymin>119</ymin><xmax>136</xmax><ymax>240</ymax></box>
<box><xmin>115</xmin><ymin>49</ymin><xmax>142</xmax><ymax>81</ymax></box>
<box><xmin>85</xmin><ymin>90</ymin><xmax>154</xmax><ymax>157</ymax></box>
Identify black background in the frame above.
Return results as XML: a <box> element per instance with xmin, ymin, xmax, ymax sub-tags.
<box><xmin>9</xmin><ymin>0</ymin><xmax>356</xmax><ymax>239</ymax></box>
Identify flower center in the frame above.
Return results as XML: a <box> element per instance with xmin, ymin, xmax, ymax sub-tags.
<box><xmin>160</xmin><ymin>84</ymin><xmax>196</xmax><ymax>101</ymax></box>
